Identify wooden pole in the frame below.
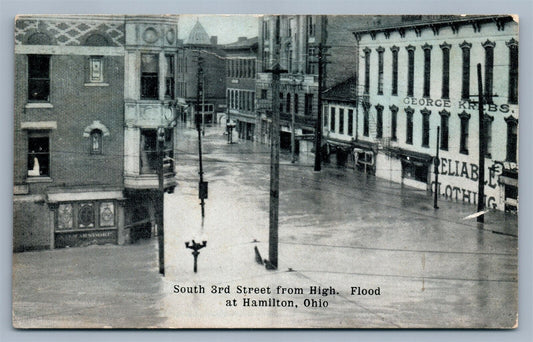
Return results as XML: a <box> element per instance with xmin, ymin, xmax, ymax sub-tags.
<box><xmin>157</xmin><ymin>128</ymin><xmax>165</xmax><ymax>275</ymax></box>
<box><xmin>268</xmin><ymin>16</ymin><xmax>283</xmax><ymax>270</ymax></box>
<box><xmin>477</xmin><ymin>64</ymin><xmax>485</xmax><ymax>223</ymax></box>
<box><xmin>434</xmin><ymin>126</ymin><xmax>440</xmax><ymax>209</ymax></box>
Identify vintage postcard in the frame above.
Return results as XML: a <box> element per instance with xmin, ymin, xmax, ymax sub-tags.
<box><xmin>12</xmin><ymin>14</ymin><xmax>518</xmax><ymax>328</ymax></box>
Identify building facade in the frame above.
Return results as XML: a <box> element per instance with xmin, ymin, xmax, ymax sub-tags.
<box><xmin>14</xmin><ymin>15</ymin><xmax>179</xmax><ymax>251</ymax></box>
<box><xmin>324</xmin><ymin>15</ymin><xmax>518</xmax><ymax>212</ymax></box>
<box><xmin>256</xmin><ymin>15</ymin><xmax>325</xmax><ymax>151</ymax></box>
<box><xmin>175</xmin><ymin>20</ymin><xmax>226</xmax><ymax>126</ymax></box>
<box><xmin>223</xmin><ymin>36</ymin><xmax>258</xmax><ymax>141</ymax></box>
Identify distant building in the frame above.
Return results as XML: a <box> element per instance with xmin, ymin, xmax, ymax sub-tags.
<box><xmin>323</xmin><ymin>15</ymin><xmax>518</xmax><ymax>212</ymax></box>
<box><xmin>13</xmin><ymin>15</ymin><xmax>179</xmax><ymax>251</ymax></box>
<box><xmin>175</xmin><ymin>20</ymin><xmax>226</xmax><ymax>126</ymax></box>
<box><xmin>223</xmin><ymin>36</ymin><xmax>258</xmax><ymax>140</ymax></box>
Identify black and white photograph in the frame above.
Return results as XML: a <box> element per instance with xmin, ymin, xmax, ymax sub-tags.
<box><xmin>11</xmin><ymin>12</ymin><xmax>521</xmax><ymax>329</ymax></box>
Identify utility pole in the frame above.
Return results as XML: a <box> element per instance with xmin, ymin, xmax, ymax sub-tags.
<box><xmin>157</xmin><ymin>127</ymin><xmax>165</xmax><ymax>275</ymax></box>
<box><xmin>291</xmin><ymin>90</ymin><xmax>296</xmax><ymax>163</ymax></box>
<box><xmin>476</xmin><ymin>63</ymin><xmax>485</xmax><ymax>223</ymax></box>
<box><xmin>266</xmin><ymin>16</ymin><xmax>286</xmax><ymax>270</ymax></box>
<box><xmin>202</xmin><ymin>72</ymin><xmax>206</xmax><ymax>136</ymax></box>
<box><xmin>197</xmin><ymin>55</ymin><xmax>206</xmax><ymax>218</ymax></box>
<box><xmin>314</xmin><ymin>43</ymin><xmax>324</xmax><ymax>172</ymax></box>
<box><xmin>434</xmin><ymin>126</ymin><xmax>440</xmax><ymax>209</ymax></box>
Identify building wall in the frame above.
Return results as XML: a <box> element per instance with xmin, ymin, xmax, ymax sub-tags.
<box><xmin>353</xmin><ymin>16</ymin><xmax>518</xmax><ymax>210</ymax></box>
<box><xmin>13</xmin><ymin>15</ymin><xmax>134</xmax><ymax>251</ymax></box>
<box><xmin>176</xmin><ymin>46</ymin><xmax>227</xmax><ymax>122</ymax></box>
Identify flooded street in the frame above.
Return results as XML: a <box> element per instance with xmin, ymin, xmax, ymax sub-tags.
<box><xmin>12</xmin><ymin>123</ymin><xmax>517</xmax><ymax>328</ymax></box>
<box><xmin>161</xmin><ymin>124</ymin><xmax>517</xmax><ymax>328</ymax></box>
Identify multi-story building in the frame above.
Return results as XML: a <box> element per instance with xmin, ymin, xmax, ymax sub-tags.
<box><xmin>256</xmin><ymin>15</ymin><xmax>364</xmax><ymax>155</ymax></box>
<box><xmin>257</xmin><ymin>15</ymin><xmax>324</xmax><ymax>151</ymax></box>
<box><xmin>175</xmin><ymin>20</ymin><xmax>226</xmax><ymax>126</ymax></box>
<box><xmin>13</xmin><ymin>15</ymin><xmax>179</xmax><ymax>251</ymax></box>
<box><xmin>324</xmin><ymin>15</ymin><xmax>518</xmax><ymax>212</ymax></box>
<box><xmin>223</xmin><ymin>36</ymin><xmax>258</xmax><ymax>140</ymax></box>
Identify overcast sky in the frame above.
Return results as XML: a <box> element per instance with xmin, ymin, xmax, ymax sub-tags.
<box><xmin>178</xmin><ymin>15</ymin><xmax>259</xmax><ymax>45</ymax></box>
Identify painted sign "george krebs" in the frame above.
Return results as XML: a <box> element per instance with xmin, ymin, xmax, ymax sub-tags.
<box><xmin>403</xmin><ymin>97</ymin><xmax>512</xmax><ymax>113</ymax></box>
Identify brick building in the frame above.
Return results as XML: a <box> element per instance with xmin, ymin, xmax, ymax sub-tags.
<box><xmin>323</xmin><ymin>15</ymin><xmax>518</xmax><ymax>212</ymax></box>
<box><xmin>223</xmin><ymin>36</ymin><xmax>258</xmax><ymax>140</ymax></box>
<box><xmin>13</xmin><ymin>15</ymin><xmax>179</xmax><ymax>251</ymax></box>
<box><xmin>175</xmin><ymin>20</ymin><xmax>226</xmax><ymax>126</ymax></box>
<box><xmin>256</xmin><ymin>15</ymin><xmax>364</xmax><ymax>155</ymax></box>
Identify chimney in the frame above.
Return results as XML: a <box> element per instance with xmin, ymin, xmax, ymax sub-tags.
<box><xmin>210</xmin><ymin>36</ymin><xmax>218</xmax><ymax>46</ymax></box>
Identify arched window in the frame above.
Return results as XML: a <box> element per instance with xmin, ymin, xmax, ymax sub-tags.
<box><xmin>90</xmin><ymin>129</ymin><xmax>103</xmax><ymax>154</ymax></box>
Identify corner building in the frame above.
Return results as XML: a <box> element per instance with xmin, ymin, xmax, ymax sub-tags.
<box><xmin>348</xmin><ymin>16</ymin><xmax>518</xmax><ymax>211</ymax></box>
<box><xmin>13</xmin><ymin>15</ymin><xmax>179</xmax><ymax>251</ymax></box>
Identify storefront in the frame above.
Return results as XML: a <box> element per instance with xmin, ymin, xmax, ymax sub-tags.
<box><xmin>47</xmin><ymin>189</ymin><xmax>125</xmax><ymax>249</ymax></box>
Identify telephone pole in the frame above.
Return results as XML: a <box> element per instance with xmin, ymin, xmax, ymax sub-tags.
<box><xmin>197</xmin><ymin>55</ymin><xmax>206</xmax><ymax>218</ymax></box>
<box><xmin>477</xmin><ymin>63</ymin><xmax>485</xmax><ymax>223</ymax></box>
<box><xmin>314</xmin><ymin>17</ymin><xmax>329</xmax><ymax>172</ymax></box>
<box><xmin>157</xmin><ymin>127</ymin><xmax>165</xmax><ymax>275</ymax></box>
<box><xmin>434</xmin><ymin>126</ymin><xmax>440</xmax><ymax>209</ymax></box>
<box><xmin>266</xmin><ymin>16</ymin><xmax>286</xmax><ymax>270</ymax></box>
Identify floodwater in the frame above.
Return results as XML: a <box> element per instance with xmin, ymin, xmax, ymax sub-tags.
<box><xmin>161</xmin><ymin>124</ymin><xmax>518</xmax><ymax>328</ymax></box>
<box><xmin>12</xmin><ymin>123</ymin><xmax>518</xmax><ymax>328</ymax></box>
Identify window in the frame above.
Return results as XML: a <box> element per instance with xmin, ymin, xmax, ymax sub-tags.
<box><xmin>405</xmin><ymin>107</ymin><xmax>414</xmax><ymax>145</ymax></box>
<box><xmin>339</xmin><ymin>108</ymin><xmax>344</xmax><ymax>134</ymax></box>
<box><xmin>439</xmin><ymin>110</ymin><xmax>449</xmax><ymax>151</ymax></box>
<box><xmin>28</xmin><ymin>55</ymin><xmax>50</xmax><ymax>102</ymax></box>
<box><xmin>459</xmin><ymin>111</ymin><xmax>471</xmax><ymax>154</ymax></box>
<box><xmin>483</xmin><ymin>40</ymin><xmax>495</xmax><ymax>103</ymax></box>
<box><xmin>375</xmin><ymin>105</ymin><xmax>383</xmax><ymax>139</ymax></box>
<box><xmin>165</xmin><ymin>54</ymin><xmax>175</xmax><ymax>99</ymax></box>
<box><xmin>330</xmin><ymin>107</ymin><xmax>336</xmax><ymax>132</ymax></box>
<box><xmin>505</xmin><ymin>116</ymin><xmax>518</xmax><ymax>162</ymax></box>
<box><xmin>377</xmin><ymin>47</ymin><xmax>384</xmax><ymax>95</ymax></box>
<box><xmin>307</xmin><ymin>47</ymin><xmax>317</xmax><ymax>74</ymax></box>
<box><xmin>140</xmin><ymin>128</ymin><xmax>173</xmax><ymax>174</ymax></box>
<box><xmin>390</xmin><ymin>105</ymin><xmax>398</xmax><ymax>141</ymax></box>
<box><xmin>78</xmin><ymin>203</ymin><xmax>95</xmax><ymax>228</ymax></box>
<box><xmin>89</xmin><ymin>56</ymin><xmax>104</xmax><ymax>83</ymax></box>
<box><xmin>363</xmin><ymin>48</ymin><xmax>371</xmax><ymax>94</ymax></box>
<box><xmin>406</xmin><ymin>46</ymin><xmax>415</xmax><ymax>97</ymax></box>
<box><xmin>507</xmin><ymin>39</ymin><xmax>518</xmax><ymax>104</ymax></box>
<box><xmin>279</xmin><ymin>92</ymin><xmax>283</xmax><ymax>112</ymax></box>
<box><xmin>305</xmin><ymin>93</ymin><xmax>313</xmax><ymax>115</ymax></box>
<box><xmin>363</xmin><ymin>105</ymin><xmax>369</xmax><ymax>137</ymax></box>
<box><xmin>90</xmin><ymin>129</ymin><xmax>103</xmax><ymax>154</ymax></box>
<box><xmin>440</xmin><ymin>43</ymin><xmax>451</xmax><ymax>99</ymax></box>
<box><xmin>484</xmin><ymin>115</ymin><xmax>494</xmax><ymax>158</ymax></box>
<box><xmin>261</xmin><ymin>89</ymin><xmax>268</xmax><ymax>99</ymax></box>
<box><xmin>307</xmin><ymin>16</ymin><xmax>315</xmax><ymax>37</ymax></box>
<box><xmin>27</xmin><ymin>132</ymin><xmax>50</xmax><ymax>177</ymax></box>
<box><xmin>294</xmin><ymin>93</ymin><xmax>299</xmax><ymax>114</ymax></box>
<box><xmin>422</xmin><ymin>44</ymin><xmax>432</xmax><ymax>98</ymax></box>
<box><xmin>348</xmin><ymin>109</ymin><xmax>354</xmax><ymax>136</ymax></box>
<box><xmin>286</xmin><ymin>92</ymin><xmax>291</xmax><ymax>113</ymax></box>
<box><xmin>140</xmin><ymin>129</ymin><xmax>158</xmax><ymax>174</ymax></box>
<box><xmin>460</xmin><ymin>41</ymin><xmax>472</xmax><ymax>100</ymax></box>
<box><xmin>141</xmin><ymin>54</ymin><xmax>159</xmax><ymax>100</ymax></box>
<box><xmin>421</xmin><ymin>109</ymin><xmax>431</xmax><ymax>147</ymax></box>
<box><xmin>263</xmin><ymin>20</ymin><xmax>269</xmax><ymax>40</ymax></box>
<box><xmin>391</xmin><ymin>46</ymin><xmax>399</xmax><ymax>96</ymax></box>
